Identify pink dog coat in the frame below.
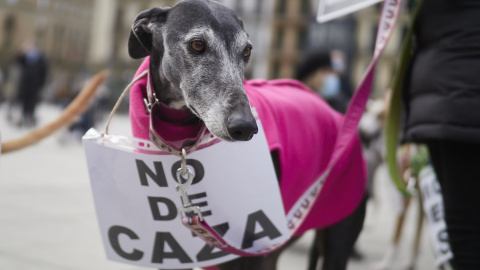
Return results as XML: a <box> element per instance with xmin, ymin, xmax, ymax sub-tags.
<box><xmin>130</xmin><ymin>57</ymin><xmax>366</xmax><ymax>236</ymax></box>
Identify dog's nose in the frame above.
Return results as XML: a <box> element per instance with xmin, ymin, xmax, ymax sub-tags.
<box><xmin>227</xmin><ymin>108</ymin><xmax>258</xmax><ymax>141</ymax></box>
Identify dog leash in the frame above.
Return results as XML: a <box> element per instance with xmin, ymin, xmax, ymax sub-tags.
<box><xmin>177</xmin><ymin>0</ymin><xmax>405</xmax><ymax>256</ymax></box>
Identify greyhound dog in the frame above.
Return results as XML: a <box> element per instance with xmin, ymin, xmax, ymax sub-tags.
<box><xmin>127</xmin><ymin>0</ymin><xmax>367</xmax><ymax>269</ymax></box>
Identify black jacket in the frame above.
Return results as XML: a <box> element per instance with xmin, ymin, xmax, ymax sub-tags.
<box><xmin>402</xmin><ymin>0</ymin><xmax>480</xmax><ymax>143</ymax></box>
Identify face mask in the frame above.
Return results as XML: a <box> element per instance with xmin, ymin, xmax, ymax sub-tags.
<box><xmin>319</xmin><ymin>73</ymin><xmax>340</xmax><ymax>99</ymax></box>
<box><xmin>331</xmin><ymin>58</ymin><xmax>346</xmax><ymax>74</ymax></box>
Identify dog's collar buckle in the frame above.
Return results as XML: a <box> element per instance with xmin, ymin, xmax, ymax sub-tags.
<box><xmin>143</xmin><ymin>98</ymin><xmax>151</xmax><ymax>114</ymax></box>
<box><xmin>143</xmin><ymin>92</ymin><xmax>159</xmax><ymax>115</ymax></box>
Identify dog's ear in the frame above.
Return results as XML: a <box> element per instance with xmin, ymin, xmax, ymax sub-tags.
<box><xmin>236</xmin><ymin>15</ymin><xmax>245</xmax><ymax>30</ymax></box>
<box><xmin>128</xmin><ymin>7</ymin><xmax>170</xmax><ymax>59</ymax></box>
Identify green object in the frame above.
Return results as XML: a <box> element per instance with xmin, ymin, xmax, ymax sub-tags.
<box><xmin>384</xmin><ymin>1</ymin><xmax>423</xmax><ymax>197</ymax></box>
<box><xmin>410</xmin><ymin>146</ymin><xmax>429</xmax><ymax>177</ymax></box>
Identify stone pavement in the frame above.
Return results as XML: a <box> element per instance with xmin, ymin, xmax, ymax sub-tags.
<box><xmin>0</xmin><ymin>104</ymin><xmax>436</xmax><ymax>270</ymax></box>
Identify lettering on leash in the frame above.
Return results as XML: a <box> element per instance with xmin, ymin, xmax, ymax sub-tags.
<box><xmin>287</xmin><ymin>185</ymin><xmax>321</xmax><ymax>230</ymax></box>
<box><xmin>376</xmin><ymin>0</ymin><xmax>400</xmax><ymax>48</ymax></box>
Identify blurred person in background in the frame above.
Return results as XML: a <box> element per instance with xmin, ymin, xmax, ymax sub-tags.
<box><xmin>15</xmin><ymin>39</ymin><xmax>48</xmax><ymax>127</ymax></box>
<box><xmin>296</xmin><ymin>50</ymin><xmax>352</xmax><ymax>113</ymax></box>
<box><xmin>58</xmin><ymin>74</ymin><xmax>110</xmax><ymax>143</ymax></box>
<box><xmin>359</xmin><ymin>96</ymin><xmax>388</xmax><ymax>201</ymax></box>
<box><xmin>401</xmin><ymin>0</ymin><xmax>480</xmax><ymax>268</ymax></box>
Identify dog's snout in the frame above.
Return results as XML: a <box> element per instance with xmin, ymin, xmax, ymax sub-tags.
<box><xmin>227</xmin><ymin>108</ymin><xmax>258</xmax><ymax>141</ymax></box>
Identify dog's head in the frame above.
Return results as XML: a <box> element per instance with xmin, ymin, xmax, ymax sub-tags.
<box><xmin>128</xmin><ymin>0</ymin><xmax>258</xmax><ymax>142</ymax></box>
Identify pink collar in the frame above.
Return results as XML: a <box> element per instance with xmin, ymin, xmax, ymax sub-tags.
<box><xmin>154</xmin><ymin>101</ymin><xmax>198</xmax><ymax>125</ymax></box>
<box><xmin>144</xmin><ymin>72</ymin><xmax>216</xmax><ymax>155</ymax></box>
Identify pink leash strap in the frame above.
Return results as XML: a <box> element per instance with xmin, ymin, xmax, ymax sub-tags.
<box><xmin>179</xmin><ymin>0</ymin><xmax>404</xmax><ymax>257</ymax></box>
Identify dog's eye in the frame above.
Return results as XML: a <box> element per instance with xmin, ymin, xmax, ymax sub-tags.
<box><xmin>243</xmin><ymin>46</ymin><xmax>252</xmax><ymax>58</ymax></box>
<box><xmin>190</xmin><ymin>40</ymin><xmax>206</xmax><ymax>53</ymax></box>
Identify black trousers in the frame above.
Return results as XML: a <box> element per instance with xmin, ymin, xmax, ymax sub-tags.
<box><xmin>427</xmin><ymin>140</ymin><xmax>480</xmax><ymax>270</ymax></box>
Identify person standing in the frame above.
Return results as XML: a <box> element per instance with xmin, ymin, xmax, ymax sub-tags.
<box><xmin>401</xmin><ymin>0</ymin><xmax>480</xmax><ymax>268</ymax></box>
<box><xmin>296</xmin><ymin>50</ymin><xmax>352</xmax><ymax>113</ymax></box>
<box><xmin>15</xmin><ymin>39</ymin><xmax>48</xmax><ymax>127</ymax></box>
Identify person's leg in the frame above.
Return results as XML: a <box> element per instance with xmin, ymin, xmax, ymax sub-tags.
<box><xmin>22</xmin><ymin>93</ymin><xmax>36</xmax><ymax>126</ymax></box>
<box><xmin>428</xmin><ymin>140</ymin><xmax>480</xmax><ymax>270</ymax></box>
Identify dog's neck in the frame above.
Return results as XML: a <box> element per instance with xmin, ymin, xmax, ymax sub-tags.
<box><xmin>149</xmin><ymin>51</ymin><xmax>187</xmax><ymax>110</ymax></box>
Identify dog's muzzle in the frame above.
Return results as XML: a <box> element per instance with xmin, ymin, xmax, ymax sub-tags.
<box><xmin>227</xmin><ymin>106</ymin><xmax>258</xmax><ymax>141</ymax></box>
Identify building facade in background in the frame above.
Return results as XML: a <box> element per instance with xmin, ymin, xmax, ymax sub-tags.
<box><xmin>0</xmin><ymin>0</ymin><xmax>410</xmax><ymax>103</ymax></box>
<box><xmin>0</xmin><ymin>0</ymin><xmax>94</xmax><ymax>102</ymax></box>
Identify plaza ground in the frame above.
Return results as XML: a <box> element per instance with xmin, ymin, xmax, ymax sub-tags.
<box><xmin>0</xmin><ymin>104</ymin><xmax>435</xmax><ymax>270</ymax></box>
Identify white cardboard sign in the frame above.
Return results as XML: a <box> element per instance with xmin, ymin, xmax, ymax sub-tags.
<box><xmin>82</xmin><ymin>122</ymin><xmax>289</xmax><ymax>269</ymax></box>
<box><xmin>419</xmin><ymin>166</ymin><xmax>453</xmax><ymax>267</ymax></box>
<box><xmin>317</xmin><ymin>0</ymin><xmax>383</xmax><ymax>23</ymax></box>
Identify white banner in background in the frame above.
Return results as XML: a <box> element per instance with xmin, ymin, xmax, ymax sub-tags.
<box><xmin>317</xmin><ymin>0</ymin><xmax>384</xmax><ymax>23</ymax></box>
<box><xmin>82</xmin><ymin>121</ymin><xmax>289</xmax><ymax>269</ymax></box>
<box><xmin>419</xmin><ymin>166</ymin><xmax>453</xmax><ymax>267</ymax></box>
